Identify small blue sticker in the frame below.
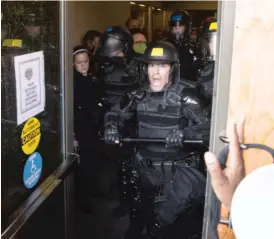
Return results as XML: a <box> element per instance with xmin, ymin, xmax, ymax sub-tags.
<box><xmin>171</xmin><ymin>15</ymin><xmax>183</xmax><ymax>22</ymax></box>
<box><xmin>23</xmin><ymin>152</ymin><xmax>43</xmax><ymax>189</ymax></box>
<box><xmin>106</xmin><ymin>27</ymin><xmax>113</xmax><ymax>33</ymax></box>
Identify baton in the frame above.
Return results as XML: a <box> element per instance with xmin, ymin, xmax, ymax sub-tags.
<box><xmin>101</xmin><ymin>137</ymin><xmax>204</xmax><ymax>145</ymax></box>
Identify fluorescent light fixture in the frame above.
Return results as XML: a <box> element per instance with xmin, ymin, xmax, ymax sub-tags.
<box><xmin>139</xmin><ymin>4</ymin><xmax>146</xmax><ymax>7</ymax></box>
<box><xmin>157</xmin><ymin>8</ymin><xmax>162</xmax><ymax>11</ymax></box>
<box><xmin>130</xmin><ymin>2</ymin><xmax>135</xmax><ymax>4</ymax></box>
<box><xmin>152</xmin><ymin>7</ymin><xmax>155</xmax><ymax>10</ymax></box>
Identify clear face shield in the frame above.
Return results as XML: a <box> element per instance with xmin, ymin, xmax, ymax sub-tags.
<box><xmin>201</xmin><ymin>32</ymin><xmax>217</xmax><ymax>61</ymax></box>
<box><xmin>171</xmin><ymin>22</ymin><xmax>186</xmax><ymax>41</ymax></box>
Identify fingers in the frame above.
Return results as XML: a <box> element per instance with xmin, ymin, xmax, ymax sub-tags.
<box><xmin>204</xmin><ymin>152</ymin><xmax>228</xmax><ymax>192</ymax></box>
<box><xmin>229</xmin><ymin>123</ymin><xmax>240</xmax><ymax>156</ymax></box>
<box><xmin>236</xmin><ymin>117</ymin><xmax>245</xmax><ymax>143</ymax></box>
<box><xmin>227</xmin><ymin>121</ymin><xmax>245</xmax><ymax>170</ymax></box>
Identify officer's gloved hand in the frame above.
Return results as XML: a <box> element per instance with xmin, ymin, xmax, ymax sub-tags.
<box><xmin>104</xmin><ymin>124</ymin><xmax>120</xmax><ymax>144</ymax></box>
<box><xmin>165</xmin><ymin>129</ymin><xmax>184</xmax><ymax>148</ymax></box>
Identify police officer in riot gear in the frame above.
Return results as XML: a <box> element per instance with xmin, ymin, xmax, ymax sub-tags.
<box><xmin>104</xmin><ymin>41</ymin><xmax>210</xmax><ymax>238</ymax></box>
<box><xmin>99</xmin><ymin>26</ymin><xmax>140</xmax><ymax>108</ymax></box>
<box><xmin>168</xmin><ymin>10</ymin><xmax>199</xmax><ymax>81</ymax></box>
<box><xmin>196</xmin><ymin>19</ymin><xmax>217</xmax><ymax>106</ymax></box>
<box><xmin>169</xmin><ymin>10</ymin><xmax>191</xmax><ymax>43</ymax></box>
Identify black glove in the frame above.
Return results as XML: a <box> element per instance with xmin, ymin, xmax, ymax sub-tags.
<box><xmin>104</xmin><ymin>124</ymin><xmax>120</xmax><ymax>144</ymax></box>
<box><xmin>165</xmin><ymin>129</ymin><xmax>184</xmax><ymax>148</ymax></box>
<box><xmin>184</xmin><ymin>124</ymin><xmax>210</xmax><ymax>146</ymax></box>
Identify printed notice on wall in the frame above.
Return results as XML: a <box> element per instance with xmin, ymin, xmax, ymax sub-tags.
<box><xmin>14</xmin><ymin>51</ymin><xmax>45</xmax><ymax>125</ymax></box>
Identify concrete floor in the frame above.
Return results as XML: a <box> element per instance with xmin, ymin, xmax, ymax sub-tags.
<box><xmin>75</xmin><ymin>159</ymin><xmax>130</xmax><ymax>239</ymax></box>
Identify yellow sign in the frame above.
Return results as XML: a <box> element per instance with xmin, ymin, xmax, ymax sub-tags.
<box><xmin>209</xmin><ymin>22</ymin><xmax>218</xmax><ymax>31</ymax></box>
<box><xmin>2</xmin><ymin>39</ymin><xmax>22</xmax><ymax>47</ymax></box>
<box><xmin>151</xmin><ymin>48</ymin><xmax>163</xmax><ymax>57</ymax></box>
<box><xmin>21</xmin><ymin>118</ymin><xmax>41</xmax><ymax>155</ymax></box>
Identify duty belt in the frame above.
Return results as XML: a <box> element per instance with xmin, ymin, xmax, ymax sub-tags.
<box><xmin>152</xmin><ymin>160</ymin><xmax>178</xmax><ymax>182</ymax></box>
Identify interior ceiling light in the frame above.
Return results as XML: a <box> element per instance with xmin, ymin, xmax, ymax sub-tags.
<box><xmin>130</xmin><ymin>2</ymin><xmax>136</xmax><ymax>4</ymax></box>
<box><xmin>139</xmin><ymin>4</ymin><xmax>146</xmax><ymax>7</ymax></box>
<box><xmin>157</xmin><ymin>8</ymin><xmax>162</xmax><ymax>11</ymax></box>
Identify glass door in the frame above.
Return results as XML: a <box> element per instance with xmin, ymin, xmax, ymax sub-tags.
<box><xmin>1</xmin><ymin>1</ymin><xmax>76</xmax><ymax>239</ymax></box>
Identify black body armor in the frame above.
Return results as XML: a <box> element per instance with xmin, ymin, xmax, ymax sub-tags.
<box><xmin>101</xmin><ymin>60</ymin><xmax>139</xmax><ymax>107</ymax></box>
<box><xmin>135</xmin><ymin>84</ymin><xmax>206</xmax><ymax>158</ymax></box>
<box><xmin>168</xmin><ymin>38</ymin><xmax>200</xmax><ymax>82</ymax></box>
<box><xmin>104</xmin><ymin>40</ymin><xmax>209</xmax><ymax>239</ymax></box>
<box><xmin>105</xmin><ymin>83</ymin><xmax>209</xmax><ymax>238</ymax></box>
<box><xmin>196</xmin><ymin>61</ymin><xmax>214</xmax><ymax>101</ymax></box>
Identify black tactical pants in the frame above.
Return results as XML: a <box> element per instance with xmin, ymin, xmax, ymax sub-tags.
<box><xmin>123</xmin><ymin>153</ymin><xmax>206</xmax><ymax>239</ymax></box>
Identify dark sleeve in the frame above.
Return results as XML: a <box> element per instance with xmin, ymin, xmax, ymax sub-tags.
<box><xmin>104</xmin><ymin>91</ymin><xmax>137</xmax><ymax>129</ymax></box>
<box><xmin>181</xmin><ymin>88</ymin><xmax>210</xmax><ymax>124</ymax></box>
<box><xmin>196</xmin><ymin>64</ymin><xmax>215</xmax><ymax>100</ymax></box>
<box><xmin>181</xmin><ymin>87</ymin><xmax>211</xmax><ymax>142</ymax></box>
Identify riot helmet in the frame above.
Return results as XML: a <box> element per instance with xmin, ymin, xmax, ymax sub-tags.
<box><xmin>200</xmin><ymin>19</ymin><xmax>218</xmax><ymax>61</ymax></box>
<box><xmin>169</xmin><ymin>10</ymin><xmax>191</xmax><ymax>41</ymax></box>
<box><xmin>137</xmin><ymin>40</ymin><xmax>180</xmax><ymax>92</ymax></box>
<box><xmin>200</xmin><ymin>17</ymin><xmax>215</xmax><ymax>32</ymax></box>
<box><xmin>100</xmin><ymin>26</ymin><xmax>134</xmax><ymax>60</ymax></box>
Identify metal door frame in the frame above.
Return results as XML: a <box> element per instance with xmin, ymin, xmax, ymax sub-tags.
<box><xmin>60</xmin><ymin>1</ymin><xmax>76</xmax><ymax>239</ymax></box>
<box><xmin>202</xmin><ymin>1</ymin><xmax>236</xmax><ymax>238</ymax></box>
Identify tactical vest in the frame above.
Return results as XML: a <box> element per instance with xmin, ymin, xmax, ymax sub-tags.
<box><xmin>136</xmin><ymin>84</ymin><xmax>188</xmax><ymax>157</ymax></box>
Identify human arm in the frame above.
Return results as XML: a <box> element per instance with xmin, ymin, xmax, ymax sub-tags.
<box><xmin>104</xmin><ymin>89</ymin><xmax>142</xmax><ymax>143</ymax></box>
<box><xmin>165</xmin><ymin>87</ymin><xmax>210</xmax><ymax>147</ymax></box>
<box><xmin>204</xmin><ymin>121</ymin><xmax>245</xmax><ymax>210</ymax></box>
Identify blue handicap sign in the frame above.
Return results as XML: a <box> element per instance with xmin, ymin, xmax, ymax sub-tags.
<box><xmin>23</xmin><ymin>152</ymin><xmax>43</xmax><ymax>189</ymax></box>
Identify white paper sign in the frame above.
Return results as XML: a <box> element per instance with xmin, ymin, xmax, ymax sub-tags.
<box><xmin>14</xmin><ymin>51</ymin><xmax>45</xmax><ymax>125</ymax></box>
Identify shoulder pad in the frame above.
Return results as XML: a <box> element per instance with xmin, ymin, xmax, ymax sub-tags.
<box><xmin>125</xmin><ymin>60</ymin><xmax>140</xmax><ymax>76</ymax></box>
<box><xmin>181</xmin><ymin>87</ymin><xmax>206</xmax><ymax>106</ymax></box>
<box><xmin>200</xmin><ymin>63</ymin><xmax>214</xmax><ymax>78</ymax></box>
<box><xmin>165</xmin><ymin>84</ymin><xmax>184</xmax><ymax>105</ymax></box>
<box><xmin>120</xmin><ymin>89</ymin><xmax>145</xmax><ymax>110</ymax></box>
<box><xmin>130</xmin><ymin>89</ymin><xmax>146</xmax><ymax>100</ymax></box>
<box><xmin>196</xmin><ymin>80</ymin><xmax>214</xmax><ymax>100</ymax></box>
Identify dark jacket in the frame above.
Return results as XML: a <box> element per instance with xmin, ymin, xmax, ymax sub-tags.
<box><xmin>73</xmin><ymin>69</ymin><xmax>104</xmax><ymax>141</ymax></box>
